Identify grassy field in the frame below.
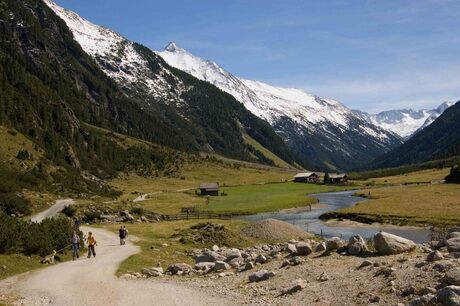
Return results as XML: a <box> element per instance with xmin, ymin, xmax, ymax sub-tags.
<box><xmin>102</xmin><ymin>219</ymin><xmax>254</xmax><ymax>275</ymax></box>
<box><xmin>201</xmin><ymin>182</ymin><xmax>350</xmax><ymax>214</ymax></box>
<box><xmin>329</xmin><ymin>183</ymin><xmax>460</xmax><ymax>226</ymax></box>
<box><xmin>360</xmin><ymin>168</ymin><xmax>450</xmax><ymax>185</ymax></box>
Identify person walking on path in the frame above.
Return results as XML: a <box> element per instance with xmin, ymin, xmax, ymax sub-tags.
<box><xmin>119</xmin><ymin>226</ymin><xmax>126</xmax><ymax>245</ymax></box>
<box><xmin>71</xmin><ymin>231</ymin><xmax>80</xmax><ymax>260</ymax></box>
<box><xmin>123</xmin><ymin>226</ymin><xmax>128</xmax><ymax>241</ymax></box>
<box><xmin>86</xmin><ymin>232</ymin><xmax>97</xmax><ymax>258</ymax></box>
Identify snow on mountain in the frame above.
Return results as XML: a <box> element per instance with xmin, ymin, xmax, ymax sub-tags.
<box><xmin>355</xmin><ymin>102</ymin><xmax>454</xmax><ymax>138</ymax></box>
<box><xmin>159</xmin><ymin>43</ymin><xmax>391</xmax><ymax>138</ymax></box>
<box><xmin>44</xmin><ymin>0</ymin><xmax>402</xmax><ymax>171</ymax></box>
<box><xmin>44</xmin><ymin>0</ymin><xmax>187</xmax><ymax>103</ymax></box>
<box><xmin>158</xmin><ymin>43</ymin><xmax>403</xmax><ymax>170</ymax></box>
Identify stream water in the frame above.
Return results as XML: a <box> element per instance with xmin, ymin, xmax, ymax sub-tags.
<box><xmin>241</xmin><ymin>190</ymin><xmax>431</xmax><ymax>243</ymax></box>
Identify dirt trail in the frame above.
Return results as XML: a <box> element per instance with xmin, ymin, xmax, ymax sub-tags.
<box><xmin>30</xmin><ymin>199</ymin><xmax>74</xmax><ymax>222</ymax></box>
<box><xmin>1</xmin><ymin>201</ymin><xmax>228</xmax><ymax>306</ymax></box>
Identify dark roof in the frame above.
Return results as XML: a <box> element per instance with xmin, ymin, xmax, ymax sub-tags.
<box><xmin>199</xmin><ymin>183</ymin><xmax>219</xmax><ymax>190</ymax></box>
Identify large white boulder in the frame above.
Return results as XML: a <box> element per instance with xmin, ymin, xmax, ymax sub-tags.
<box><xmin>373</xmin><ymin>232</ymin><xmax>416</xmax><ymax>255</ymax></box>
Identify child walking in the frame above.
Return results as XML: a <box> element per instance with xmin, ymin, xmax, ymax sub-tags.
<box><xmin>86</xmin><ymin>232</ymin><xmax>97</xmax><ymax>258</ymax></box>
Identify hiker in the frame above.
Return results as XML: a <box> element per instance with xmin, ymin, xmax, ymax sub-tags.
<box><xmin>71</xmin><ymin>231</ymin><xmax>80</xmax><ymax>260</ymax></box>
<box><xmin>74</xmin><ymin>218</ymin><xmax>81</xmax><ymax>229</ymax></box>
<box><xmin>119</xmin><ymin>226</ymin><xmax>126</xmax><ymax>245</ymax></box>
<box><xmin>87</xmin><ymin>232</ymin><xmax>97</xmax><ymax>258</ymax></box>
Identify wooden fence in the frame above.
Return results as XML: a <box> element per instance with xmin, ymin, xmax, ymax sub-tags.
<box><xmin>160</xmin><ymin>211</ymin><xmax>232</xmax><ymax>221</ymax></box>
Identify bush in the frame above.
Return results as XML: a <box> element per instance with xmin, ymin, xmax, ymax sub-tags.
<box><xmin>0</xmin><ymin>193</ymin><xmax>31</xmax><ymax>216</ymax></box>
<box><xmin>130</xmin><ymin>207</ymin><xmax>144</xmax><ymax>215</ymax></box>
<box><xmin>62</xmin><ymin>205</ymin><xmax>76</xmax><ymax>217</ymax></box>
<box><xmin>0</xmin><ymin>212</ymin><xmax>74</xmax><ymax>257</ymax></box>
<box><xmin>83</xmin><ymin>211</ymin><xmax>101</xmax><ymax>223</ymax></box>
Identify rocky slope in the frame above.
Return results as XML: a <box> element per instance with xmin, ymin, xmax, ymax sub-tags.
<box><xmin>355</xmin><ymin>101</ymin><xmax>455</xmax><ymax>139</ymax></box>
<box><xmin>159</xmin><ymin>43</ymin><xmax>403</xmax><ymax>171</ymax></box>
<box><xmin>125</xmin><ymin>224</ymin><xmax>460</xmax><ymax>306</ymax></box>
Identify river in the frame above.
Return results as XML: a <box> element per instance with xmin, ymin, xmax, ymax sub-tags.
<box><xmin>241</xmin><ymin>190</ymin><xmax>431</xmax><ymax>243</ymax></box>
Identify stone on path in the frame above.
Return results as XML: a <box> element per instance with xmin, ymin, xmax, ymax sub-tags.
<box><xmin>441</xmin><ymin>268</ymin><xmax>460</xmax><ymax>287</ymax></box>
<box><xmin>248</xmin><ymin>270</ymin><xmax>276</xmax><ymax>283</ymax></box>
<box><xmin>446</xmin><ymin>237</ymin><xmax>460</xmax><ymax>253</ymax></box>
<box><xmin>281</xmin><ymin>278</ymin><xmax>307</xmax><ymax>295</ymax></box>
<box><xmin>325</xmin><ymin>237</ymin><xmax>346</xmax><ymax>252</ymax></box>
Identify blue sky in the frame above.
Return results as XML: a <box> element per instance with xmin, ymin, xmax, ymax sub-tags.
<box><xmin>53</xmin><ymin>0</ymin><xmax>460</xmax><ymax>113</ymax></box>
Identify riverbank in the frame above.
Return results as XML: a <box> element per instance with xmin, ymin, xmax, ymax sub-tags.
<box><xmin>321</xmin><ymin>184</ymin><xmax>460</xmax><ymax>227</ymax></box>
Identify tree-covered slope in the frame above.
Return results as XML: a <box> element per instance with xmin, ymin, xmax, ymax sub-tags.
<box><xmin>0</xmin><ymin>0</ymin><xmax>303</xmax><ymax>182</ymax></box>
<box><xmin>369</xmin><ymin>101</ymin><xmax>460</xmax><ymax>169</ymax></box>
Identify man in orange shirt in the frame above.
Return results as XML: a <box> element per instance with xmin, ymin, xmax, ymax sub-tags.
<box><xmin>86</xmin><ymin>232</ymin><xmax>97</xmax><ymax>258</ymax></box>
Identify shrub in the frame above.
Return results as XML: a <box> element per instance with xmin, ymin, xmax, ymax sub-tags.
<box><xmin>0</xmin><ymin>212</ymin><xmax>74</xmax><ymax>257</ymax></box>
<box><xmin>130</xmin><ymin>207</ymin><xmax>144</xmax><ymax>215</ymax></box>
<box><xmin>62</xmin><ymin>205</ymin><xmax>77</xmax><ymax>217</ymax></box>
<box><xmin>83</xmin><ymin>211</ymin><xmax>101</xmax><ymax>223</ymax></box>
<box><xmin>0</xmin><ymin>193</ymin><xmax>31</xmax><ymax>216</ymax></box>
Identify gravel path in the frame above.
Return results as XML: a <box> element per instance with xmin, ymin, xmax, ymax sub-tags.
<box><xmin>30</xmin><ymin>199</ymin><xmax>74</xmax><ymax>222</ymax></box>
<box><xmin>1</xmin><ymin>200</ymin><xmax>229</xmax><ymax>306</ymax></box>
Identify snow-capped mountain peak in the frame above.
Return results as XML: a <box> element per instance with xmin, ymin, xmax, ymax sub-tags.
<box><xmin>44</xmin><ymin>0</ymin><xmax>187</xmax><ymax>102</ymax></box>
<box><xmin>355</xmin><ymin>102</ymin><xmax>454</xmax><ymax>138</ymax></box>
<box><xmin>159</xmin><ymin>43</ymin><xmax>402</xmax><ymax>170</ymax></box>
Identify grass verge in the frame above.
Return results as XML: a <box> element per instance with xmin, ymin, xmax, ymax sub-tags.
<box><xmin>102</xmin><ymin>219</ymin><xmax>255</xmax><ymax>276</ymax></box>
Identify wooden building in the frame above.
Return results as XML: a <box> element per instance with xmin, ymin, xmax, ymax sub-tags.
<box><xmin>329</xmin><ymin>173</ymin><xmax>348</xmax><ymax>184</ymax></box>
<box><xmin>293</xmin><ymin>172</ymin><xmax>319</xmax><ymax>183</ymax></box>
<box><xmin>199</xmin><ymin>182</ymin><xmax>220</xmax><ymax>196</ymax></box>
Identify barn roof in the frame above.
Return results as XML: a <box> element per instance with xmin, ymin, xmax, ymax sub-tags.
<box><xmin>294</xmin><ymin>172</ymin><xmax>317</xmax><ymax>178</ymax></box>
<box><xmin>199</xmin><ymin>182</ymin><xmax>219</xmax><ymax>190</ymax></box>
<box><xmin>329</xmin><ymin>173</ymin><xmax>347</xmax><ymax>179</ymax></box>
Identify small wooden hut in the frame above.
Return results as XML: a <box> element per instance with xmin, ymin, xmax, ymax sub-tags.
<box><xmin>199</xmin><ymin>183</ymin><xmax>219</xmax><ymax>196</ymax></box>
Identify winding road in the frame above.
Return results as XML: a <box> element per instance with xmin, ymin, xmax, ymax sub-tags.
<box><xmin>0</xmin><ymin>200</ymin><xmax>228</xmax><ymax>306</ymax></box>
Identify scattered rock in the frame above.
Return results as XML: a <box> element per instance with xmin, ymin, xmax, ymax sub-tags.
<box><xmin>225</xmin><ymin>249</ymin><xmax>241</xmax><ymax>261</ymax></box>
<box><xmin>374</xmin><ymin>232</ymin><xmax>416</xmax><ymax>255</ymax></box>
<box><xmin>358</xmin><ymin>260</ymin><xmax>373</xmax><ymax>269</ymax></box>
<box><xmin>213</xmin><ymin>261</ymin><xmax>230</xmax><ymax>272</ymax></box>
<box><xmin>441</xmin><ymin>268</ymin><xmax>460</xmax><ymax>287</ymax></box>
<box><xmin>281</xmin><ymin>278</ymin><xmax>307</xmax><ymax>295</ymax></box>
<box><xmin>426</xmin><ymin>250</ymin><xmax>444</xmax><ymax>262</ymax></box>
<box><xmin>255</xmin><ymin>254</ymin><xmax>268</xmax><ymax>264</ymax></box>
<box><xmin>195</xmin><ymin>251</ymin><xmax>225</xmax><ymax>263</ymax></box>
<box><xmin>317</xmin><ymin>272</ymin><xmax>329</xmax><ymax>282</ymax></box>
<box><xmin>295</xmin><ymin>241</ymin><xmax>312</xmax><ymax>256</ymax></box>
<box><xmin>228</xmin><ymin>256</ymin><xmax>244</xmax><ymax>268</ymax></box>
<box><xmin>211</xmin><ymin>245</ymin><xmax>219</xmax><ymax>252</ymax></box>
<box><xmin>348</xmin><ymin>235</ymin><xmax>368</xmax><ymax>255</ymax></box>
<box><xmin>286</xmin><ymin>243</ymin><xmax>297</xmax><ymax>255</ymax></box>
<box><xmin>408</xmin><ymin>294</ymin><xmax>436</xmax><ymax>306</ymax></box>
<box><xmin>315</xmin><ymin>242</ymin><xmax>326</xmax><ymax>252</ymax></box>
<box><xmin>194</xmin><ymin>262</ymin><xmax>215</xmax><ymax>272</ymax></box>
<box><xmin>166</xmin><ymin>263</ymin><xmax>192</xmax><ymax>275</ymax></box>
<box><xmin>325</xmin><ymin>237</ymin><xmax>346</xmax><ymax>252</ymax></box>
<box><xmin>248</xmin><ymin>270</ymin><xmax>276</xmax><ymax>283</ymax></box>
<box><xmin>141</xmin><ymin>267</ymin><xmax>163</xmax><ymax>277</ymax></box>
<box><xmin>437</xmin><ymin>285</ymin><xmax>460</xmax><ymax>306</ymax></box>
<box><xmin>446</xmin><ymin>237</ymin><xmax>460</xmax><ymax>253</ymax></box>
<box><xmin>244</xmin><ymin>262</ymin><xmax>255</xmax><ymax>271</ymax></box>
